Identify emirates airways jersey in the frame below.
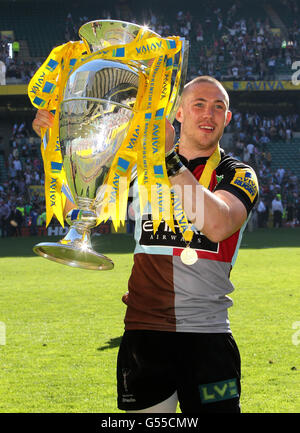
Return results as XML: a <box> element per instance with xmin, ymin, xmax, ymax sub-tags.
<box><xmin>124</xmin><ymin>150</ymin><xmax>259</xmax><ymax>333</ymax></box>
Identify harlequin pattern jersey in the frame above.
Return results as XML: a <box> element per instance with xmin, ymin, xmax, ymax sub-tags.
<box><xmin>124</xmin><ymin>151</ymin><xmax>259</xmax><ymax>333</ymax></box>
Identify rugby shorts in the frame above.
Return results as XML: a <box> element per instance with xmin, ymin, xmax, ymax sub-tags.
<box><xmin>117</xmin><ymin>330</ymin><xmax>241</xmax><ymax>413</ymax></box>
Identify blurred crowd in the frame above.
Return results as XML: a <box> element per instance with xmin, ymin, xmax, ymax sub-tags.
<box><xmin>1</xmin><ymin>0</ymin><xmax>300</xmax><ymax>235</ymax></box>
<box><xmin>228</xmin><ymin>111</ymin><xmax>299</xmax><ymax>152</ymax></box>
<box><xmin>0</xmin><ymin>39</ymin><xmax>41</xmax><ymax>85</ymax></box>
<box><xmin>1</xmin><ymin>110</ymin><xmax>299</xmax><ymax>238</ymax></box>
<box><xmin>0</xmin><ymin>121</ymin><xmax>46</xmax><ymax>237</ymax></box>
<box><xmin>224</xmin><ymin>111</ymin><xmax>300</xmax><ymax>228</ymax></box>
<box><xmin>1</xmin><ymin>1</ymin><xmax>300</xmax><ymax>84</ymax></box>
<box><xmin>188</xmin><ymin>13</ymin><xmax>297</xmax><ymax>81</ymax></box>
<box><xmin>62</xmin><ymin>1</ymin><xmax>300</xmax><ymax>83</ymax></box>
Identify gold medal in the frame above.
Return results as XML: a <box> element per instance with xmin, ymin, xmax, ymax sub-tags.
<box><xmin>180</xmin><ymin>247</ymin><xmax>198</xmax><ymax>265</ymax></box>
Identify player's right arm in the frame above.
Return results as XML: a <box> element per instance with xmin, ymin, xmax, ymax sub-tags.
<box><xmin>32</xmin><ymin>109</ymin><xmax>55</xmax><ymax>137</ymax></box>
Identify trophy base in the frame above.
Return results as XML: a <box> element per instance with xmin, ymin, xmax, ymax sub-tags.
<box><xmin>33</xmin><ymin>242</ymin><xmax>114</xmax><ymax>270</ymax></box>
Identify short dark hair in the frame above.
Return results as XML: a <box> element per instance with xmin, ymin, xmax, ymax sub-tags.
<box><xmin>183</xmin><ymin>75</ymin><xmax>230</xmax><ymax>108</ymax></box>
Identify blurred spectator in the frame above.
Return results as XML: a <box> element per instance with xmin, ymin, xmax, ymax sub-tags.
<box><xmin>285</xmin><ymin>187</ymin><xmax>297</xmax><ymax>226</ymax></box>
<box><xmin>272</xmin><ymin>194</ymin><xmax>284</xmax><ymax>228</ymax></box>
<box><xmin>0</xmin><ymin>198</ymin><xmax>11</xmax><ymax>237</ymax></box>
<box><xmin>37</xmin><ymin>209</ymin><xmax>47</xmax><ymax>227</ymax></box>
<box><xmin>0</xmin><ymin>57</ymin><xmax>6</xmax><ymax>85</ymax></box>
<box><xmin>29</xmin><ymin>205</ymin><xmax>39</xmax><ymax>235</ymax></box>
<box><xmin>257</xmin><ymin>197</ymin><xmax>268</xmax><ymax>228</ymax></box>
<box><xmin>13</xmin><ymin>202</ymin><xmax>24</xmax><ymax>236</ymax></box>
<box><xmin>12</xmin><ymin>41</ymin><xmax>20</xmax><ymax>60</ymax></box>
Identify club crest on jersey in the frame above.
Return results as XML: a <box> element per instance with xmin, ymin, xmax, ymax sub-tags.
<box><xmin>230</xmin><ymin>168</ymin><xmax>258</xmax><ymax>202</ymax></box>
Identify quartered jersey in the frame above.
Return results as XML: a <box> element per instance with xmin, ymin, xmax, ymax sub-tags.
<box><xmin>124</xmin><ymin>150</ymin><xmax>259</xmax><ymax>334</ymax></box>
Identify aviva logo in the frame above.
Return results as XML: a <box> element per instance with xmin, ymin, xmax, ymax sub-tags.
<box><xmin>112</xmin><ymin>47</ymin><xmax>125</xmax><ymax>57</ymax></box>
<box><xmin>33</xmin><ymin>96</ymin><xmax>46</xmax><ymax>107</ymax></box>
<box><xmin>117</xmin><ymin>157</ymin><xmax>130</xmax><ymax>173</ymax></box>
<box><xmin>46</xmin><ymin>59</ymin><xmax>59</xmax><ymax>72</ymax></box>
<box><xmin>166</xmin><ymin>57</ymin><xmax>173</xmax><ymax>70</ymax></box>
<box><xmin>51</xmin><ymin>161</ymin><xmax>63</xmax><ymax>174</ymax></box>
<box><xmin>136</xmin><ymin>41</ymin><xmax>162</xmax><ymax>55</ymax></box>
<box><xmin>155</xmin><ymin>108</ymin><xmax>164</xmax><ymax>120</ymax></box>
<box><xmin>154</xmin><ymin>165</ymin><xmax>164</xmax><ymax>178</ymax></box>
<box><xmin>42</xmin><ymin>81</ymin><xmax>56</xmax><ymax>94</ymax></box>
<box><xmin>199</xmin><ymin>378</ymin><xmax>239</xmax><ymax>404</ymax></box>
<box><xmin>69</xmin><ymin>58</ymin><xmax>77</xmax><ymax>68</ymax></box>
<box><xmin>231</xmin><ymin>168</ymin><xmax>258</xmax><ymax>202</ymax></box>
<box><xmin>166</xmin><ymin>39</ymin><xmax>176</xmax><ymax>50</ymax></box>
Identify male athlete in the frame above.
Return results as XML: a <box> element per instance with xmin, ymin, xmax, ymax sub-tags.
<box><xmin>33</xmin><ymin>76</ymin><xmax>259</xmax><ymax>413</ymax></box>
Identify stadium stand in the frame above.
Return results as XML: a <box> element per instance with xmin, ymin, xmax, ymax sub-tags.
<box><xmin>1</xmin><ymin>0</ymin><xmax>300</xmax><ymax>236</ymax></box>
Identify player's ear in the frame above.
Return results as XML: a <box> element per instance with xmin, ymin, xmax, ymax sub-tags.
<box><xmin>176</xmin><ymin>106</ymin><xmax>183</xmax><ymax>123</ymax></box>
<box><xmin>225</xmin><ymin>110</ymin><xmax>232</xmax><ymax>127</ymax></box>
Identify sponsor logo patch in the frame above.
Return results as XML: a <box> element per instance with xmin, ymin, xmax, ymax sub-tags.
<box><xmin>45</xmin><ymin>59</ymin><xmax>59</xmax><ymax>72</ymax></box>
<box><xmin>50</xmin><ymin>161</ymin><xmax>63</xmax><ymax>174</ymax></box>
<box><xmin>199</xmin><ymin>378</ymin><xmax>239</xmax><ymax>404</ymax></box>
<box><xmin>112</xmin><ymin>47</ymin><xmax>125</xmax><ymax>57</ymax></box>
<box><xmin>230</xmin><ymin>168</ymin><xmax>258</xmax><ymax>202</ymax></box>
<box><xmin>153</xmin><ymin>165</ymin><xmax>164</xmax><ymax>178</ymax></box>
<box><xmin>117</xmin><ymin>157</ymin><xmax>130</xmax><ymax>173</ymax></box>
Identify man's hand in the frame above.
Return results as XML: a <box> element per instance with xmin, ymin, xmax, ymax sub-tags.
<box><xmin>32</xmin><ymin>109</ymin><xmax>54</xmax><ymax>137</ymax></box>
<box><xmin>165</xmin><ymin>118</ymin><xmax>175</xmax><ymax>153</ymax></box>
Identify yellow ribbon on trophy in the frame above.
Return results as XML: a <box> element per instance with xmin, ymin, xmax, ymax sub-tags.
<box><xmin>28</xmin><ymin>40</ymin><xmax>87</xmax><ymax>226</ymax></box>
<box><xmin>28</xmin><ymin>30</ymin><xmax>186</xmax><ymax>235</ymax></box>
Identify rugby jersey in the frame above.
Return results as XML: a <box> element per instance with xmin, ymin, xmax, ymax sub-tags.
<box><xmin>124</xmin><ymin>150</ymin><xmax>259</xmax><ymax>333</ymax></box>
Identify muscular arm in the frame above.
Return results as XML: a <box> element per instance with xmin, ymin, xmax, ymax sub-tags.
<box><xmin>169</xmin><ymin>169</ymin><xmax>247</xmax><ymax>243</ymax></box>
<box><xmin>165</xmin><ymin>119</ymin><xmax>247</xmax><ymax>243</ymax></box>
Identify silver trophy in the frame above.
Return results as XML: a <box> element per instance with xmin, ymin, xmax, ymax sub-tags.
<box><xmin>33</xmin><ymin>20</ymin><xmax>189</xmax><ymax>270</ymax></box>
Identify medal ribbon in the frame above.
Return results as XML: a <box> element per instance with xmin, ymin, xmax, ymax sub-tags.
<box><xmin>173</xmin><ymin>144</ymin><xmax>221</xmax><ymax>242</ymax></box>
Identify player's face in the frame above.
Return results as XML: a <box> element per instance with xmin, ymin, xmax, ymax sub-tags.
<box><xmin>176</xmin><ymin>82</ymin><xmax>232</xmax><ymax>153</ymax></box>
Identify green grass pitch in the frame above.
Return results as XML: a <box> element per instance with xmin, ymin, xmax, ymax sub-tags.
<box><xmin>0</xmin><ymin>228</ymin><xmax>299</xmax><ymax>413</ymax></box>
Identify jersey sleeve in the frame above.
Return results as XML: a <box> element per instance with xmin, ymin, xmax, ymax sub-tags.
<box><xmin>214</xmin><ymin>158</ymin><xmax>259</xmax><ymax>215</ymax></box>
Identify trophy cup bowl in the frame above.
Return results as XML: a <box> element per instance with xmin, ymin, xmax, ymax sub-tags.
<box><xmin>33</xmin><ymin>59</ymin><xmax>140</xmax><ymax>270</ymax></box>
<box><xmin>33</xmin><ymin>20</ymin><xmax>189</xmax><ymax>270</ymax></box>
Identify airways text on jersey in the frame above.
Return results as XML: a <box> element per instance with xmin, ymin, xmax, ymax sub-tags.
<box><xmin>140</xmin><ymin>217</ymin><xmax>218</xmax><ymax>253</ymax></box>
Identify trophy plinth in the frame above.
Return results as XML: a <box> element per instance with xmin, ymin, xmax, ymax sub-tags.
<box><xmin>34</xmin><ymin>199</ymin><xmax>114</xmax><ymax>270</ymax></box>
<box><xmin>33</xmin><ymin>235</ymin><xmax>114</xmax><ymax>270</ymax></box>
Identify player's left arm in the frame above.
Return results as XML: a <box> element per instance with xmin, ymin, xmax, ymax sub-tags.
<box><xmin>170</xmin><ymin>168</ymin><xmax>249</xmax><ymax>243</ymax></box>
<box><xmin>211</xmin><ymin>189</ymin><xmax>248</xmax><ymax>240</ymax></box>
<box><xmin>165</xmin><ymin>119</ymin><xmax>258</xmax><ymax>243</ymax></box>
